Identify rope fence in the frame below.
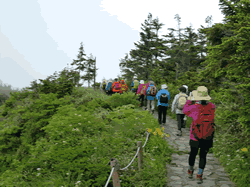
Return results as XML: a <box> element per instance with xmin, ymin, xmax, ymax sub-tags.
<box><xmin>104</xmin><ymin>129</ymin><xmax>151</xmax><ymax>187</ymax></box>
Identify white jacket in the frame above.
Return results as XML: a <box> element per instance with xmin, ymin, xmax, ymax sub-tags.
<box><xmin>171</xmin><ymin>92</ymin><xmax>188</xmax><ymax>114</ymax></box>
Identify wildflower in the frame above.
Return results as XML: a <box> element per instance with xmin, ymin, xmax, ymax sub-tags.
<box><xmin>55</xmin><ymin>143</ymin><xmax>58</xmax><ymax>145</ymax></box>
<box><xmin>153</xmin><ymin>131</ymin><xmax>157</xmax><ymax>135</ymax></box>
<box><xmin>167</xmin><ymin>134</ymin><xmax>170</xmax><ymax>138</ymax></box>
<box><xmin>162</xmin><ymin>127</ymin><xmax>164</xmax><ymax>131</ymax></box>
<box><xmin>75</xmin><ymin>181</ymin><xmax>81</xmax><ymax>184</ymax></box>
<box><xmin>241</xmin><ymin>148</ymin><xmax>248</xmax><ymax>152</ymax></box>
<box><xmin>37</xmin><ymin>168</ymin><xmax>41</xmax><ymax>171</ymax></box>
<box><xmin>63</xmin><ymin>141</ymin><xmax>66</xmax><ymax>143</ymax></box>
<box><xmin>147</xmin><ymin>128</ymin><xmax>152</xmax><ymax>133</ymax></box>
<box><xmin>158</xmin><ymin>131</ymin><xmax>163</xmax><ymax>136</ymax></box>
<box><xmin>94</xmin><ymin>147</ymin><xmax>97</xmax><ymax>149</ymax></box>
<box><xmin>66</xmin><ymin>173</ymin><xmax>69</xmax><ymax>175</ymax></box>
<box><xmin>69</xmin><ymin>124</ymin><xmax>72</xmax><ymax>126</ymax></box>
<box><xmin>88</xmin><ymin>121</ymin><xmax>91</xmax><ymax>123</ymax></box>
<box><xmin>78</xmin><ymin>114</ymin><xmax>81</xmax><ymax>116</ymax></box>
<box><xmin>75</xmin><ymin>128</ymin><xmax>79</xmax><ymax>131</ymax></box>
<box><xmin>75</xmin><ymin>114</ymin><xmax>77</xmax><ymax>115</ymax></box>
<box><xmin>156</xmin><ymin>128</ymin><xmax>161</xmax><ymax>133</ymax></box>
<box><xmin>78</xmin><ymin>123</ymin><xmax>81</xmax><ymax>125</ymax></box>
<box><xmin>37</xmin><ymin>173</ymin><xmax>41</xmax><ymax>176</ymax></box>
<box><xmin>161</xmin><ymin>134</ymin><xmax>163</xmax><ymax>138</ymax></box>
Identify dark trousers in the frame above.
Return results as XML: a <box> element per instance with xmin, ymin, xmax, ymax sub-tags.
<box><xmin>189</xmin><ymin>139</ymin><xmax>212</xmax><ymax>169</ymax></box>
<box><xmin>108</xmin><ymin>91</ymin><xmax>113</xmax><ymax>96</ymax></box>
<box><xmin>176</xmin><ymin>114</ymin><xmax>185</xmax><ymax>131</ymax></box>
<box><xmin>145</xmin><ymin>96</ymin><xmax>147</xmax><ymax>108</ymax></box>
<box><xmin>138</xmin><ymin>94</ymin><xmax>144</xmax><ymax>107</ymax></box>
<box><xmin>158</xmin><ymin>105</ymin><xmax>168</xmax><ymax>124</ymax></box>
<box><xmin>133</xmin><ymin>89</ymin><xmax>138</xmax><ymax>95</ymax></box>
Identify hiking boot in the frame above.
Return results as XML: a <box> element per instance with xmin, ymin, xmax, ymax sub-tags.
<box><xmin>177</xmin><ymin>130</ymin><xmax>182</xmax><ymax>136</ymax></box>
<box><xmin>187</xmin><ymin>169</ymin><xmax>194</xmax><ymax>179</ymax></box>
<box><xmin>196</xmin><ymin>174</ymin><xmax>203</xmax><ymax>184</ymax></box>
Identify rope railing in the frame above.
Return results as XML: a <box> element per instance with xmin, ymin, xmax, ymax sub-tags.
<box><xmin>104</xmin><ymin>129</ymin><xmax>150</xmax><ymax>187</ymax></box>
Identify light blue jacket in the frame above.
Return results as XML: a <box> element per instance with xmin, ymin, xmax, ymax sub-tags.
<box><xmin>106</xmin><ymin>82</ymin><xmax>113</xmax><ymax>91</ymax></box>
<box><xmin>146</xmin><ymin>84</ymin><xmax>157</xmax><ymax>100</ymax></box>
<box><xmin>156</xmin><ymin>89</ymin><xmax>170</xmax><ymax>107</ymax></box>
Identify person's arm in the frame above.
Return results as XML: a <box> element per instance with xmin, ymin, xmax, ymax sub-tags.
<box><xmin>171</xmin><ymin>95</ymin><xmax>177</xmax><ymax>112</ymax></box>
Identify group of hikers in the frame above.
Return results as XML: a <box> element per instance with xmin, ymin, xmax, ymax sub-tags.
<box><xmin>101</xmin><ymin>77</ymin><xmax>216</xmax><ymax>184</ymax></box>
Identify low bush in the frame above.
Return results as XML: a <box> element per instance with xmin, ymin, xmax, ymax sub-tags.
<box><xmin>0</xmin><ymin>86</ymin><xmax>174</xmax><ymax>186</ymax></box>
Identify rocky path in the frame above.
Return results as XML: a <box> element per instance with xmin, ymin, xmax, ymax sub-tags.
<box><xmin>142</xmin><ymin>106</ymin><xmax>237</xmax><ymax>187</ymax></box>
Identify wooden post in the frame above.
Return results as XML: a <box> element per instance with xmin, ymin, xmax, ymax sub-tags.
<box><xmin>110</xmin><ymin>158</ymin><xmax>121</xmax><ymax>187</ymax></box>
<box><xmin>137</xmin><ymin>141</ymin><xmax>143</xmax><ymax>171</ymax></box>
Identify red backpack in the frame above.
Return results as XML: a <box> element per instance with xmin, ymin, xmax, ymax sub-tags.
<box><xmin>191</xmin><ymin>103</ymin><xmax>216</xmax><ymax>140</ymax></box>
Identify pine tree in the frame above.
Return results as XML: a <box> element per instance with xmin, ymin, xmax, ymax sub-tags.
<box><xmin>81</xmin><ymin>53</ymin><xmax>98</xmax><ymax>88</ymax></box>
<box><xmin>70</xmin><ymin>42</ymin><xmax>87</xmax><ymax>87</ymax></box>
<box><xmin>120</xmin><ymin>13</ymin><xmax>168</xmax><ymax>81</ymax></box>
<box><xmin>199</xmin><ymin>0</ymin><xmax>250</xmax><ymax>130</ymax></box>
<box><xmin>162</xmin><ymin>14</ymin><xmax>186</xmax><ymax>80</ymax></box>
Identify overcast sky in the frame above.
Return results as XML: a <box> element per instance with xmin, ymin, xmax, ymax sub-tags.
<box><xmin>0</xmin><ymin>0</ymin><xmax>225</xmax><ymax>90</ymax></box>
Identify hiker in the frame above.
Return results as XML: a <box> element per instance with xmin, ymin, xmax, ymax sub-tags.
<box><xmin>119</xmin><ymin>79</ymin><xmax>128</xmax><ymax>94</ymax></box>
<box><xmin>183</xmin><ymin>86</ymin><xmax>215</xmax><ymax>184</ymax></box>
<box><xmin>144</xmin><ymin>77</ymin><xmax>156</xmax><ymax>110</ymax></box>
<box><xmin>146</xmin><ymin>81</ymin><xmax>157</xmax><ymax>114</ymax></box>
<box><xmin>156</xmin><ymin>84</ymin><xmax>170</xmax><ymax>125</ymax></box>
<box><xmin>182</xmin><ymin>85</ymin><xmax>189</xmax><ymax>128</ymax></box>
<box><xmin>171</xmin><ymin>86</ymin><xmax>188</xmax><ymax>136</ymax></box>
<box><xmin>106</xmin><ymin>80</ymin><xmax>113</xmax><ymax>96</ymax></box>
<box><xmin>101</xmin><ymin>80</ymin><xmax>107</xmax><ymax>93</ymax></box>
<box><xmin>132</xmin><ymin>78</ymin><xmax>139</xmax><ymax>95</ymax></box>
<box><xmin>136</xmin><ymin>80</ymin><xmax>146</xmax><ymax>107</ymax></box>
<box><xmin>112</xmin><ymin>78</ymin><xmax>121</xmax><ymax>94</ymax></box>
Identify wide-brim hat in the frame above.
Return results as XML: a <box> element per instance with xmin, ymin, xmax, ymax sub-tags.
<box><xmin>187</xmin><ymin>90</ymin><xmax>198</xmax><ymax>100</ymax></box>
<box><xmin>161</xmin><ymin>84</ymin><xmax>168</xmax><ymax>89</ymax></box>
<box><xmin>140</xmin><ymin>80</ymin><xmax>144</xmax><ymax>84</ymax></box>
<box><xmin>182</xmin><ymin>85</ymin><xmax>188</xmax><ymax>93</ymax></box>
<box><xmin>189</xmin><ymin>86</ymin><xmax>211</xmax><ymax>101</ymax></box>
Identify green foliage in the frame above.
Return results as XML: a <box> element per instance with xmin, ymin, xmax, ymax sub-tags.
<box><xmin>0</xmin><ymin>93</ymin><xmax>9</xmax><ymax>106</ymax></box>
<box><xmin>0</xmin><ymin>84</ymin><xmax>174</xmax><ymax>186</ymax></box>
<box><xmin>27</xmin><ymin>67</ymin><xmax>78</xmax><ymax>100</ymax></box>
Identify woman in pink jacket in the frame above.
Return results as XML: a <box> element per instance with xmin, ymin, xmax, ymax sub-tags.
<box><xmin>136</xmin><ymin>80</ymin><xmax>146</xmax><ymax>107</ymax></box>
<box><xmin>183</xmin><ymin>86</ymin><xmax>215</xmax><ymax>184</ymax></box>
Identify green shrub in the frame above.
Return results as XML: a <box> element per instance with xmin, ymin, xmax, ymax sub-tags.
<box><xmin>0</xmin><ymin>87</ymin><xmax>174</xmax><ymax>186</ymax></box>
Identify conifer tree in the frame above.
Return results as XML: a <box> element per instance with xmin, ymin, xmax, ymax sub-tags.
<box><xmin>81</xmin><ymin>53</ymin><xmax>97</xmax><ymax>88</ymax></box>
<box><xmin>199</xmin><ymin>0</ymin><xmax>250</xmax><ymax>130</ymax></box>
<box><xmin>120</xmin><ymin>13</ymin><xmax>167</xmax><ymax>81</ymax></box>
<box><xmin>70</xmin><ymin>42</ymin><xmax>87</xmax><ymax>87</ymax></box>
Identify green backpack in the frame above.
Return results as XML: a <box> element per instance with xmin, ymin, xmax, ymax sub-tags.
<box><xmin>133</xmin><ymin>80</ymin><xmax>139</xmax><ymax>89</ymax></box>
